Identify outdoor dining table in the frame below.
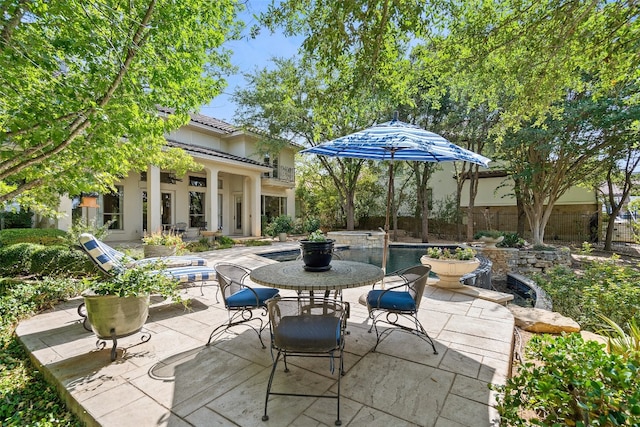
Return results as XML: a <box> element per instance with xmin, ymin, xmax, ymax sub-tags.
<box><xmin>250</xmin><ymin>260</ymin><xmax>384</xmax><ymax>294</ymax></box>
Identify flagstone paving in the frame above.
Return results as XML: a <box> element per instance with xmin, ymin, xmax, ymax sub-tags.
<box><xmin>16</xmin><ymin>242</ymin><xmax>514</xmax><ymax>427</ymax></box>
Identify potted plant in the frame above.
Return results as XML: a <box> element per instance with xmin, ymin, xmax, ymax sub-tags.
<box><xmin>81</xmin><ymin>265</ymin><xmax>181</xmax><ymax>360</ymax></box>
<box><xmin>265</xmin><ymin>215</ymin><xmax>294</xmax><ymax>242</ymax></box>
<box><xmin>142</xmin><ymin>230</ymin><xmax>185</xmax><ymax>257</ymax></box>
<box><xmin>300</xmin><ymin>229</ymin><xmax>335</xmax><ymax>271</ymax></box>
<box><xmin>473</xmin><ymin>230</ymin><xmax>504</xmax><ymax>248</ymax></box>
<box><xmin>421</xmin><ymin>246</ymin><xmax>480</xmax><ymax>288</ymax></box>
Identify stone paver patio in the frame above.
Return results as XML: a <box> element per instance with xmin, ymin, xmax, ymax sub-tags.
<box><xmin>16</xmin><ymin>242</ymin><xmax>514</xmax><ymax>426</ymax></box>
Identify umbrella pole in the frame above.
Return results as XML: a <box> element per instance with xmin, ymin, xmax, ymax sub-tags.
<box><xmin>381</xmin><ymin>154</ymin><xmax>394</xmax><ymax>288</ymax></box>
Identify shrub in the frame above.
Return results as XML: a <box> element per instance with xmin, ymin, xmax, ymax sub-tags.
<box><xmin>0</xmin><ymin>209</ymin><xmax>33</xmax><ymax>228</ymax></box>
<box><xmin>216</xmin><ymin>235</ymin><xmax>235</xmax><ymax>248</ymax></box>
<box><xmin>535</xmin><ymin>257</ymin><xmax>640</xmax><ymax>332</ymax></box>
<box><xmin>0</xmin><ymin>228</ymin><xmax>66</xmax><ymax>247</ymax></box>
<box><xmin>0</xmin><ymin>243</ymin><xmax>40</xmax><ymax>276</ymax></box>
<box><xmin>30</xmin><ymin>246</ymin><xmax>96</xmax><ymax>277</ymax></box>
<box><xmin>499</xmin><ymin>232</ymin><xmax>526</xmax><ymax>248</ymax></box>
<box><xmin>0</xmin><ymin>243</ymin><xmax>95</xmax><ymax>278</ymax></box>
<box><xmin>264</xmin><ymin>215</ymin><xmax>294</xmax><ymax>237</ymax></box>
<box><xmin>493</xmin><ymin>333</ymin><xmax>640</xmax><ymax>426</ymax></box>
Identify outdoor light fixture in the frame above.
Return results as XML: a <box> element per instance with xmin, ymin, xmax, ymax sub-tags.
<box><xmin>78</xmin><ymin>194</ymin><xmax>99</xmax><ymax>208</ymax></box>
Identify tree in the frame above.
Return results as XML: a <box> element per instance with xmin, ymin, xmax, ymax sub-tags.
<box><xmin>1</xmin><ymin>0</ymin><xmax>240</xmax><ymax>213</ymax></box>
<box><xmin>234</xmin><ymin>56</ymin><xmax>391</xmax><ymax>230</ymax></box>
<box><xmin>262</xmin><ymin>1</ymin><xmax>640</xmax><ymax>135</ymax></box>
<box><xmin>501</xmin><ymin>84</ymin><xmax>640</xmax><ymax>245</ymax></box>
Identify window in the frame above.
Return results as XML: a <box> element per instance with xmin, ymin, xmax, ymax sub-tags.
<box><xmin>189</xmin><ymin>191</ymin><xmax>205</xmax><ymax>228</ymax></box>
<box><xmin>103</xmin><ymin>186</ymin><xmax>124</xmax><ymax>230</ymax></box>
<box><xmin>263</xmin><ymin>154</ymin><xmax>279</xmax><ymax>178</ymax></box>
<box><xmin>139</xmin><ymin>172</ymin><xmax>180</xmax><ymax>184</ymax></box>
<box><xmin>189</xmin><ymin>176</ymin><xmax>207</xmax><ymax>187</ymax></box>
<box><xmin>261</xmin><ymin>195</ymin><xmax>287</xmax><ymax>221</ymax></box>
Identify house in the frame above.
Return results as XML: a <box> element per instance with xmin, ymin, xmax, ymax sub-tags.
<box><xmin>428</xmin><ymin>164</ymin><xmax>600</xmax><ymax>240</ymax></box>
<box><xmin>57</xmin><ymin>110</ymin><xmax>299</xmax><ymax>242</ymax></box>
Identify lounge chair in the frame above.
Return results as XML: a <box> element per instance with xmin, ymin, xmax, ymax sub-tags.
<box><xmin>79</xmin><ymin>233</ymin><xmax>207</xmax><ymax>269</ymax></box>
<box><xmin>78</xmin><ymin>233</ymin><xmax>217</xmax><ymax>330</ymax></box>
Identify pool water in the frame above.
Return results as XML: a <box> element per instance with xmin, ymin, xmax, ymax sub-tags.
<box><xmin>260</xmin><ymin>245</ymin><xmax>429</xmax><ymax>273</ymax></box>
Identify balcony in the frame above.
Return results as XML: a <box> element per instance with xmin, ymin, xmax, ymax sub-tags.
<box><xmin>262</xmin><ymin>164</ymin><xmax>295</xmax><ymax>188</ymax></box>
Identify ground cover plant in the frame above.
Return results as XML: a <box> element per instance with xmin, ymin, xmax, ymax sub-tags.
<box><xmin>0</xmin><ymin>277</ymin><xmax>84</xmax><ymax>426</ymax></box>
<box><xmin>495</xmin><ymin>253</ymin><xmax>640</xmax><ymax>425</ymax></box>
<box><xmin>534</xmin><ymin>255</ymin><xmax>640</xmax><ymax>332</ymax></box>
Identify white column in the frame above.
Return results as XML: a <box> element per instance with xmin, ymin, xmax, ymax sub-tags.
<box><xmin>251</xmin><ymin>174</ymin><xmax>262</xmax><ymax>237</ymax></box>
<box><xmin>147</xmin><ymin>165</ymin><xmax>162</xmax><ymax>233</ymax></box>
<box><xmin>242</xmin><ymin>177</ymin><xmax>251</xmax><ymax>237</ymax></box>
<box><xmin>57</xmin><ymin>195</ymin><xmax>74</xmax><ymax>231</ymax></box>
<box><xmin>285</xmin><ymin>188</ymin><xmax>296</xmax><ymax>219</ymax></box>
<box><xmin>206</xmin><ymin>167</ymin><xmax>219</xmax><ymax>231</ymax></box>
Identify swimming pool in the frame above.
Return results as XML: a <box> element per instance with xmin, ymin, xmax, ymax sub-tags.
<box><xmin>260</xmin><ymin>245</ymin><xmax>436</xmax><ymax>274</ymax></box>
<box><xmin>260</xmin><ymin>245</ymin><xmax>535</xmax><ymax>307</ymax></box>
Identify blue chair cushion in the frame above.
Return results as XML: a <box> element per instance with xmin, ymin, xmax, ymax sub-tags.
<box><xmin>274</xmin><ymin>315</ymin><xmax>341</xmax><ymax>352</ymax></box>
<box><xmin>226</xmin><ymin>288</ymin><xmax>279</xmax><ymax>308</ymax></box>
<box><xmin>367</xmin><ymin>290</ymin><xmax>416</xmax><ymax>311</ymax></box>
<box><xmin>157</xmin><ymin>266</ymin><xmax>217</xmax><ymax>283</ymax></box>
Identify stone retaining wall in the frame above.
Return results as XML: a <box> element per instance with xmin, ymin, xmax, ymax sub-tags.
<box><xmin>327</xmin><ymin>231</ymin><xmax>385</xmax><ymax>248</ymax></box>
<box><xmin>478</xmin><ymin>247</ymin><xmax>572</xmax><ymax>279</ymax></box>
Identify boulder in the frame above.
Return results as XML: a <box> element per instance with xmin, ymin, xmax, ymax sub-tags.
<box><xmin>508</xmin><ymin>305</ymin><xmax>580</xmax><ymax>333</ymax></box>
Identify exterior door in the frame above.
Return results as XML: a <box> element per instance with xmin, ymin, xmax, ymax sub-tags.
<box><xmin>161</xmin><ymin>192</ymin><xmax>173</xmax><ymax>230</ymax></box>
<box><xmin>234</xmin><ymin>194</ymin><xmax>242</xmax><ymax>234</ymax></box>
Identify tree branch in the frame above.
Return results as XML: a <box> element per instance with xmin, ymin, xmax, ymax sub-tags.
<box><xmin>0</xmin><ymin>1</ymin><xmax>157</xmax><ymax>182</ymax></box>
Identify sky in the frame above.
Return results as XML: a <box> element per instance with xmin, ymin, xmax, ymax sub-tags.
<box><xmin>200</xmin><ymin>1</ymin><xmax>302</xmax><ymax>124</ymax></box>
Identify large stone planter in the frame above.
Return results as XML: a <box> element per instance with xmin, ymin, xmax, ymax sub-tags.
<box><xmin>300</xmin><ymin>239</ymin><xmax>335</xmax><ymax>271</ymax></box>
<box><xmin>421</xmin><ymin>256</ymin><xmax>480</xmax><ymax>288</ymax></box>
<box><xmin>82</xmin><ymin>293</ymin><xmax>150</xmax><ymax>339</ymax></box>
<box><xmin>143</xmin><ymin>245</ymin><xmax>177</xmax><ymax>258</ymax></box>
<box><xmin>82</xmin><ymin>292</ymin><xmax>151</xmax><ymax>361</ymax></box>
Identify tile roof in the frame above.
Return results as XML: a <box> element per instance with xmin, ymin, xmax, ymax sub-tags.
<box><xmin>157</xmin><ymin>106</ymin><xmax>236</xmax><ymax>134</ymax></box>
<box><xmin>166</xmin><ymin>139</ymin><xmax>268</xmax><ymax>168</ymax></box>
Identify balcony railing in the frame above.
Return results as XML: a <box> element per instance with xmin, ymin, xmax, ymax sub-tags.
<box><xmin>263</xmin><ymin>165</ymin><xmax>295</xmax><ymax>184</ymax></box>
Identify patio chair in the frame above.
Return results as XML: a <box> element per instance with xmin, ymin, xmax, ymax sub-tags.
<box><xmin>171</xmin><ymin>222</ymin><xmax>188</xmax><ymax>237</ymax></box>
<box><xmin>78</xmin><ymin>233</ymin><xmax>217</xmax><ymax>329</ymax></box>
<box><xmin>206</xmin><ymin>263</ymin><xmax>279</xmax><ymax>349</ymax></box>
<box><xmin>365</xmin><ymin>264</ymin><xmax>438</xmax><ymax>354</ymax></box>
<box><xmin>262</xmin><ymin>296</ymin><xmax>348</xmax><ymax>426</ymax></box>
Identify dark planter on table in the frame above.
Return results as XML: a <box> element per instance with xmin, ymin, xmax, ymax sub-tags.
<box><xmin>300</xmin><ymin>239</ymin><xmax>335</xmax><ymax>271</ymax></box>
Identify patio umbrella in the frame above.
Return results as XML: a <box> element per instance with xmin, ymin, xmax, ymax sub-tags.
<box><xmin>300</xmin><ymin>113</ymin><xmax>491</xmax><ymax>278</ymax></box>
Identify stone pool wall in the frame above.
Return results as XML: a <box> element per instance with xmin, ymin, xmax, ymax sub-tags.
<box><xmin>478</xmin><ymin>247</ymin><xmax>572</xmax><ymax>279</ymax></box>
<box><xmin>327</xmin><ymin>231</ymin><xmax>385</xmax><ymax>248</ymax></box>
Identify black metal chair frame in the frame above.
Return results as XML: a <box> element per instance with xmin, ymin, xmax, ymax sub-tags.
<box><xmin>367</xmin><ymin>264</ymin><xmax>438</xmax><ymax>354</ymax></box>
<box><xmin>206</xmin><ymin>263</ymin><xmax>271</xmax><ymax>348</ymax></box>
<box><xmin>262</xmin><ymin>296</ymin><xmax>348</xmax><ymax>426</ymax></box>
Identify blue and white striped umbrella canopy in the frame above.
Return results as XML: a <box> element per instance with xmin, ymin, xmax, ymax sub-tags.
<box><xmin>301</xmin><ymin>118</ymin><xmax>491</xmax><ymax>167</ymax></box>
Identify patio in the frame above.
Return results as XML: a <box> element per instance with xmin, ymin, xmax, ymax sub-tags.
<box><xmin>16</xmin><ymin>242</ymin><xmax>514</xmax><ymax>427</ymax></box>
